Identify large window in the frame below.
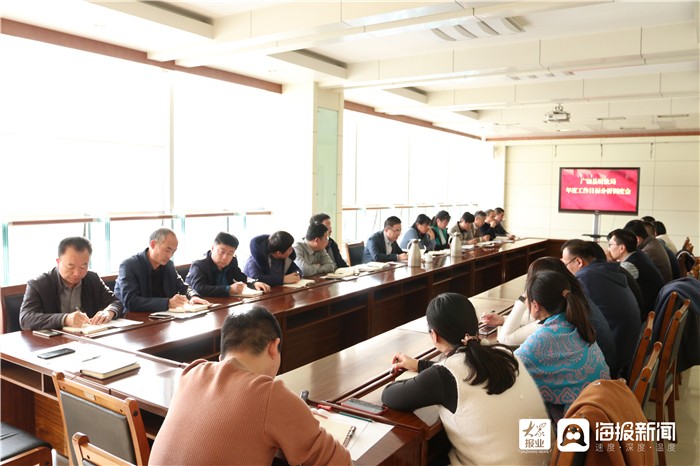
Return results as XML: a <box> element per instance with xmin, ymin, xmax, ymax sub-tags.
<box><xmin>0</xmin><ymin>34</ymin><xmax>282</xmax><ymax>284</ymax></box>
<box><xmin>341</xmin><ymin>110</ymin><xmax>498</xmax><ymax>242</ymax></box>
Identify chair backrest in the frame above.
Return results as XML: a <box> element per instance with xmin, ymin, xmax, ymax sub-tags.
<box><xmin>627</xmin><ymin>311</ymin><xmax>655</xmax><ymax>384</ymax></box>
<box><xmin>72</xmin><ymin>433</ymin><xmax>134</xmax><ymax>466</ymax></box>
<box><xmin>101</xmin><ymin>274</ymin><xmax>118</xmax><ymax>292</ymax></box>
<box><xmin>658</xmin><ymin>292</ymin><xmax>678</xmax><ymax>344</ymax></box>
<box><xmin>0</xmin><ymin>284</ymin><xmax>27</xmax><ymax>334</ymax></box>
<box><xmin>345</xmin><ymin>241</ymin><xmax>365</xmax><ymax>266</ymax></box>
<box><xmin>52</xmin><ymin>372</ymin><xmax>149</xmax><ymax>466</ymax></box>
<box><xmin>655</xmin><ymin>301</ymin><xmax>690</xmax><ymax>396</ymax></box>
<box><xmin>176</xmin><ymin>264</ymin><xmax>190</xmax><ymax>283</ymax></box>
<box><xmin>631</xmin><ymin>341</ymin><xmax>662</xmax><ymax>407</ymax></box>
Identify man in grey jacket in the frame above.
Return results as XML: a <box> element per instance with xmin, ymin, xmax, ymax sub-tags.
<box><xmin>293</xmin><ymin>223</ymin><xmax>336</xmax><ymax>276</ymax></box>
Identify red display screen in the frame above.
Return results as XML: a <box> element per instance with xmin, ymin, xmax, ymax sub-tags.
<box><xmin>558</xmin><ymin>167</ymin><xmax>640</xmax><ymax>215</ymax></box>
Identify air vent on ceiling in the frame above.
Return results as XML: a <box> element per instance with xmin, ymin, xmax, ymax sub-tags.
<box><xmin>432</xmin><ymin>17</ymin><xmax>523</xmax><ymax>42</ymax></box>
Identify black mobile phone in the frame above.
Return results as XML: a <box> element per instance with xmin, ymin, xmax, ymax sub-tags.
<box><xmin>37</xmin><ymin>348</ymin><xmax>75</xmax><ymax>359</ymax></box>
<box><xmin>341</xmin><ymin>398</ymin><xmax>387</xmax><ymax>415</ymax></box>
<box><xmin>478</xmin><ymin>325</ymin><xmax>497</xmax><ymax>336</ymax></box>
<box><xmin>33</xmin><ymin>329</ymin><xmax>61</xmax><ymax>338</ymax></box>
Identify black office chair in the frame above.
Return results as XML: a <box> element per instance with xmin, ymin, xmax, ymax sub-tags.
<box><xmin>0</xmin><ymin>422</ymin><xmax>52</xmax><ymax>466</ymax></box>
<box><xmin>345</xmin><ymin>241</ymin><xmax>365</xmax><ymax>266</ymax></box>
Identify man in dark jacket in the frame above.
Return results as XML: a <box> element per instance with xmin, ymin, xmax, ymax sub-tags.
<box><xmin>562</xmin><ymin>239</ymin><xmax>642</xmax><ymax>378</ymax></box>
<box><xmin>187</xmin><ymin>232</ymin><xmax>270</xmax><ymax>297</ymax></box>
<box><xmin>20</xmin><ymin>236</ymin><xmax>123</xmax><ymax>330</ymax></box>
<box><xmin>243</xmin><ymin>231</ymin><xmax>302</xmax><ymax>286</ymax></box>
<box><xmin>362</xmin><ymin>216</ymin><xmax>408</xmax><ymax>263</ymax></box>
<box><xmin>115</xmin><ymin>228</ymin><xmax>208</xmax><ymax>312</ymax></box>
<box><xmin>310</xmin><ymin>213</ymin><xmax>348</xmax><ymax>269</ymax></box>
<box><xmin>607</xmin><ymin>229</ymin><xmax>664</xmax><ymax>320</ymax></box>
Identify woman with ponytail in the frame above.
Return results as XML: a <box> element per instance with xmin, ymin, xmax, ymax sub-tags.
<box><xmin>382</xmin><ymin>293</ymin><xmax>549</xmax><ymax>465</ymax></box>
<box><xmin>515</xmin><ymin>270</ymin><xmax>610</xmax><ymax>422</ymax></box>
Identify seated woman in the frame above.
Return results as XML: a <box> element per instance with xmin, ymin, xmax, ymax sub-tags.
<box><xmin>399</xmin><ymin>214</ymin><xmax>436</xmax><ymax>251</ymax></box>
<box><xmin>482</xmin><ymin>257</ymin><xmax>619</xmax><ymax>377</ymax></box>
<box><xmin>382</xmin><ymin>293</ymin><xmax>549</xmax><ymax>466</ymax></box>
<box><xmin>514</xmin><ymin>270</ymin><xmax>610</xmax><ymax>422</ymax></box>
<box><xmin>430</xmin><ymin>210</ymin><xmax>451</xmax><ymax>251</ymax></box>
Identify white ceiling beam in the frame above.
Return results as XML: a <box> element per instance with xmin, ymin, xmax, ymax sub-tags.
<box><xmin>90</xmin><ymin>1</ymin><xmax>214</xmax><ymax>38</ymax></box>
<box><xmin>269</xmin><ymin>51</ymin><xmax>347</xmax><ymax>79</ymax></box>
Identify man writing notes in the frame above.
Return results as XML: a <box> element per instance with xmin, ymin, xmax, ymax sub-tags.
<box><xmin>186</xmin><ymin>232</ymin><xmax>271</xmax><ymax>297</ymax></box>
<box><xmin>293</xmin><ymin>223</ymin><xmax>336</xmax><ymax>276</ymax></box>
<box><xmin>244</xmin><ymin>231</ymin><xmax>302</xmax><ymax>286</ymax></box>
<box><xmin>310</xmin><ymin>213</ymin><xmax>348</xmax><ymax>269</ymax></box>
<box><xmin>20</xmin><ymin>237</ymin><xmax>123</xmax><ymax>330</ymax></box>
<box><xmin>149</xmin><ymin>307</ymin><xmax>352</xmax><ymax>466</ymax></box>
<box><xmin>362</xmin><ymin>216</ymin><xmax>408</xmax><ymax>263</ymax></box>
<box><xmin>115</xmin><ymin>228</ymin><xmax>209</xmax><ymax>312</ymax></box>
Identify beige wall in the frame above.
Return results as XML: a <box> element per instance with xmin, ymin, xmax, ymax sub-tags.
<box><xmin>504</xmin><ymin>136</ymin><xmax>700</xmax><ymax>249</ymax></box>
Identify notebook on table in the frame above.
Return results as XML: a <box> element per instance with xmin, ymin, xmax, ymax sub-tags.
<box><xmin>80</xmin><ymin>355</ymin><xmax>140</xmax><ymax>380</ymax></box>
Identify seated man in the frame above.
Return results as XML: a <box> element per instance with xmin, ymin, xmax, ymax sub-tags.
<box><xmin>186</xmin><ymin>232</ymin><xmax>270</xmax><ymax>297</ymax></box>
<box><xmin>479</xmin><ymin>209</ymin><xmax>497</xmax><ymax>239</ymax></box>
<box><xmin>624</xmin><ymin>220</ymin><xmax>672</xmax><ymax>283</ymax></box>
<box><xmin>492</xmin><ymin>207</ymin><xmax>515</xmax><ymax>239</ymax></box>
<box><xmin>244</xmin><ymin>231</ymin><xmax>302</xmax><ymax>286</ymax></box>
<box><xmin>149</xmin><ymin>307</ymin><xmax>351</xmax><ymax>465</ymax></box>
<box><xmin>362</xmin><ymin>216</ymin><xmax>408</xmax><ymax>263</ymax></box>
<box><xmin>293</xmin><ymin>223</ymin><xmax>336</xmax><ymax>276</ymax></box>
<box><xmin>562</xmin><ymin>239</ymin><xmax>642</xmax><ymax>378</ymax></box>
<box><xmin>473</xmin><ymin>211</ymin><xmax>491</xmax><ymax>242</ymax></box>
<box><xmin>310</xmin><ymin>213</ymin><xmax>348</xmax><ymax>268</ymax></box>
<box><xmin>19</xmin><ymin>237</ymin><xmax>123</xmax><ymax>330</ymax></box>
<box><xmin>449</xmin><ymin>212</ymin><xmax>487</xmax><ymax>244</ymax></box>
<box><xmin>607</xmin><ymin>229</ymin><xmax>664</xmax><ymax>320</ymax></box>
<box><xmin>115</xmin><ymin>228</ymin><xmax>208</xmax><ymax>312</ymax></box>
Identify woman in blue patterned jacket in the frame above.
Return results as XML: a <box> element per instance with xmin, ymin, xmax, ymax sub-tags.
<box><xmin>515</xmin><ymin>270</ymin><xmax>610</xmax><ymax>422</ymax></box>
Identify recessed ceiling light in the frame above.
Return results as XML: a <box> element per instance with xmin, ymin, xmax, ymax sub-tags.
<box><xmin>619</xmin><ymin>126</ymin><xmax>646</xmax><ymax>130</ymax></box>
<box><xmin>597</xmin><ymin>117</ymin><xmax>626</xmax><ymax>121</ymax></box>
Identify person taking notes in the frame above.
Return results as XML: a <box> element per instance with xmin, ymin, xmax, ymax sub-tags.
<box><xmin>115</xmin><ymin>228</ymin><xmax>208</xmax><ymax>312</ymax></box>
<box><xmin>20</xmin><ymin>237</ymin><xmax>123</xmax><ymax>330</ymax></box>
<box><xmin>186</xmin><ymin>232</ymin><xmax>270</xmax><ymax>297</ymax></box>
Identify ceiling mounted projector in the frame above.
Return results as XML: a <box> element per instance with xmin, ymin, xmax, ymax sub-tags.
<box><xmin>545</xmin><ymin>104</ymin><xmax>571</xmax><ymax>123</ymax></box>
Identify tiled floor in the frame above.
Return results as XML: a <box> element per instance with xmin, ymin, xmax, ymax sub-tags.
<box><xmin>52</xmin><ymin>367</ymin><xmax>699</xmax><ymax>466</ymax></box>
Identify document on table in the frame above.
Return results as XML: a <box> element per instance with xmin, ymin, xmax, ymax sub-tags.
<box><xmin>317</xmin><ymin>411</ymin><xmax>393</xmax><ymax>460</ymax></box>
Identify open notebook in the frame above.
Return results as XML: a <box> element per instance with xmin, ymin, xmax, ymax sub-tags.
<box><xmin>63</xmin><ymin>318</ymin><xmax>142</xmax><ymax>335</ymax></box>
<box><xmin>231</xmin><ymin>287</ymin><xmax>263</xmax><ymax>297</ymax></box>
<box><xmin>282</xmin><ymin>279</ymin><xmax>315</xmax><ymax>288</ymax></box>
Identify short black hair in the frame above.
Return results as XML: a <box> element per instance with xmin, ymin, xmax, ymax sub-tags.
<box><xmin>474</xmin><ymin>211</ymin><xmax>486</xmax><ymax>219</ymax></box>
<box><xmin>562</xmin><ymin>239</ymin><xmax>595</xmax><ymax>261</ymax></box>
<box><xmin>220</xmin><ymin>306</ymin><xmax>282</xmax><ymax>357</ymax></box>
<box><xmin>214</xmin><ymin>231</ymin><xmax>239</xmax><ymax>249</ymax></box>
<box><xmin>268</xmin><ymin>231</ymin><xmax>294</xmax><ymax>253</ymax></box>
<box><xmin>459</xmin><ymin>212</ymin><xmax>475</xmax><ymax>223</ymax></box>
<box><xmin>384</xmin><ymin>216</ymin><xmax>402</xmax><ymax>229</ymax></box>
<box><xmin>640</xmin><ymin>216</ymin><xmax>656</xmax><ymax>223</ymax></box>
<box><xmin>608</xmin><ymin>229</ymin><xmax>637</xmax><ymax>252</ymax></box>
<box><xmin>494</xmin><ymin>207</ymin><xmax>505</xmax><ymax>215</ymax></box>
<box><xmin>309</xmin><ymin>213</ymin><xmax>331</xmax><ymax>224</ymax></box>
<box><xmin>653</xmin><ymin>221</ymin><xmax>667</xmax><ymax>235</ymax></box>
<box><xmin>305</xmin><ymin>222</ymin><xmax>328</xmax><ymax>241</ymax></box>
<box><xmin>624</xmin><ymin>220</ymin><xmax>649</xmax><ymax>239</ymax></box>
<box><xmin>58</xmin><ymin>237</ymin><xmax>92</xmax><ymax>257</ymax></box>
<box><xmin>150</xmin><ymin>227</ymin><xmax>175</xmax><ymax>243</ymax></box>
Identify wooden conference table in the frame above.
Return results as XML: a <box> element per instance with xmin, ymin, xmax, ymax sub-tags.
<box><xmin>1</xmin><ymin>238</ymin><xmax>557</xmax><ymax>464</ymax></box>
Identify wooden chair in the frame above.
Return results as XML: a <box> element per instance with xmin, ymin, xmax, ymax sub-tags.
<box><xmin>631</xmin><ymin>341</ymin><xmax>662</xmax><ymax>407</ymax></box>
<box><xmin>52</xmin><ymin>372</ymin><xmax>150</xmax><ymax>466</ymax></box>
<box><xmin>0</xmin><ymin>422</ymin><xmax>52</xmax><ymax>466</ymax></box>
<box><xmin>626</xmin><ymin>311</ymin><xmax>654</xmax><ymax>384</ymax></box>
<box><xmin>650</xmin><ymin>302</ymin><xmax>690</xmax><ymax>466</ymax></box>
<box><xmin>345</xmin><ymin>241</ymin><xmax>365</xmax><ymax>266</ymax></box>
<box><xmin>0</xmin><ymin>284</ymin><xmax>27</xmax><ymax>333</ymax></box>
<box><xmin>72</xmin><ymin>433</ymin><xmax>134</xmax><ymax>466</ymax></box>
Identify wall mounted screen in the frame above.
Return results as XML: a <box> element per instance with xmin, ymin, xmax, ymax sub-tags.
<box><xmin>558</xmin><ymin>167</ymin><xmax>640</xmax><ymax>215</ymax></box>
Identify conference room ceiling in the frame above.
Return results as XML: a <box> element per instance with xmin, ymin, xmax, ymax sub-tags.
<box><xmin>2</xmin><ymin>0</ymin><xmax>699</xmax><ymax>140</ymax></box>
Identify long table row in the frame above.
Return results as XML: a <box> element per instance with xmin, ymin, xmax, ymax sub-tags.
<box><xmin>0</xmin><ymin>239</ymin><xmax>557</xmax><ymax>464</ymax></box>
